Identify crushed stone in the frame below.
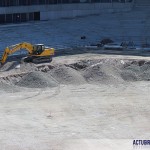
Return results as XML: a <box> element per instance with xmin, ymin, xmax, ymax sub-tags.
<box><xmin>82</xmin><ymin>62</ymin><xmax>123</xmax><ymax>84</ymax></box>
<box><xmin>16</xmin><ymin>71</ymin><xmax>58</xmax><ymax>88</ymax></box>
<box><xmin>49</xmin><ymin>65</ymin><xmax>86</xmax><ymax>85</ymax></box>
<box><xmin>0</xmin><ymin>82</ymin><xmax>21</xmax><ymax>93</ymax></box>
<box><xmin>0</xmin><ymin>58</ymin><xmax>150</xmax><ymax>91</ymax></box>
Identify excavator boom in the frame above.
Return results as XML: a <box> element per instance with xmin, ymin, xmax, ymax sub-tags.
<box><xmin>0</xmin><ymin>42</ymin><xmax>33</xmax><ymax>64</ymax></box>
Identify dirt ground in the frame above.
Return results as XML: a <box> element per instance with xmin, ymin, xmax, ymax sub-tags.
<box><xmin>0</xmin><ymin>53</ymin><xmax>150</xmax><ymax>150</ymax></box>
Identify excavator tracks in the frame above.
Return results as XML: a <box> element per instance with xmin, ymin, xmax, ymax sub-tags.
<box><xmin>23</xmin><ymin>56</ymin><xmax>52</xmax><ymax>64</ymax></box>
<box><xmin>32</xmin><ymin>56</ymin><xmax>52</xmax><ymax>64</ymax></box>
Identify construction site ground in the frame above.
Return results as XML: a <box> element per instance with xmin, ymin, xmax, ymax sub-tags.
<box><xmin>0</xmin><ymin>51</ymin><xmax>150</xmax><ymax>150</ymax></box>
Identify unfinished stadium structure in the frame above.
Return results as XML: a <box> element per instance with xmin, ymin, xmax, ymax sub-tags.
<box><xmin>0</xmin><ymin>0</ymin><xmax>134</xmax><ymax>23</ymax></box>
<box><xmin>0</xmin><ymin>0</ymin><xmax>149</xmax><ymax>50</ymax></box>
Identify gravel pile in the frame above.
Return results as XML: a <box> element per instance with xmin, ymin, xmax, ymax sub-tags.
<box><xmin>82</xmin><ymin>59</ymin><xmax>150</xmax><ymax>84</ymax></box>
<box><xmin>49</xmin><ymin>65</ymin><xmax>86</xmax><ymax>85</ymax></box>
<box><xmin>19</xmin><ymin>63</ymin><xmax>38</xmax><ymax>72</ymax></box>
<box><xmin>68</xmin><ymin>60</ymin><xmax>99</xmax><ymax>70</ymax></box>
<box><xmin>0</xmin><ymin>82</ymin><xmax>20</xmax><ymax>93</ymax></box>
<box><xmin>0</xmin><ymin>61</ymin><xmax>20</xmax><ymax>71</ymax></box>
<box><xmin>82</xmin><ymin>62</ymin><xmax>123</xmax><ymax>84</ymax></box>
<box><xmin>0</xmin><ymin>61</ymin><xmax>38</xmax><ymax>72</ymax></box>
<box><xmin>0</xmin><ymin>59</ymin><xmax>150</xmax><ymax>90</ymax></box>
<box><xmin>16</xmin><ymin>71</ymin><xmax>58</xmax><ymax>88</ymax></box>
<box><xmin>121</xmin><ymin>62</ymin><xmax>150</xmax><ymax>81</ymax></box>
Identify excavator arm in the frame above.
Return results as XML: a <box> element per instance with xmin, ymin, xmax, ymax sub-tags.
<box><xmin>0</xmin><ymin>42</ymin><xmax>34</xmax><ymax>65</ymax></box>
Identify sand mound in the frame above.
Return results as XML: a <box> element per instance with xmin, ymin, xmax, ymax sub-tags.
<box><xmin>0</xmin><ymin>61</ymin><xmax>38</xmax><ymax>72</ymax></box>
<box><xmin>19</xmin><ymin>63</ymin><xmax>38</xmax><ymax>72</ymax></box>
<box><xmin>0</xmin><ymin>82</ymin><xmax>20</xmax><ymax>93</ymax></box>
<box><xmin>0</xmin><ymin>61</ymin><xmax>20</xmax><ymax>71</ymax></box>
<box><xmin>0</xmin><ymin>59</ymin><xmax>150</xmax><ymax>90</ymax></box>
<box><xmin>75</xmin><ymin>59</ymin><xmax>150</xmax><ymax>84</ymax></box>
<box><xmin>82</xmin><ymin>62</ymin><xmax>123</xmax><ymax>84</ymax></box>
<box><xmin>49</xmin><ymin>65</ymin><xmax>86</xmax><ymax>85</ymax></box>
<box><xmin>16</xmin><ymin>71</ymin><xmax>58</xmax><ymax>88</ymax></box>
<box><xmin>121</xmin><ymin>62</ymin><xmax>150</xmax><ymax>81</ymax></box>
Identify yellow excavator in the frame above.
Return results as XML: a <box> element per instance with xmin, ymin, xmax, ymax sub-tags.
<box><xmin>0</xmin><ymin>42</ymin><xmax>55</xmax><ymax>65</ymax></box>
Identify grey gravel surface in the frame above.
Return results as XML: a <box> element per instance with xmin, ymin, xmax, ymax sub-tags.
<box><xmin>16</xmin><ymin>71</ymin><xmax>58</xmax><ymax>88</ymax></box>
<box><xmin>49</xmin><ymin>65</ymin><xmax>86</xmax><ymax>85</ymax></box>
<box><xmin>0</xmin><ymin>82</ymin><xmax>20</xmax><ymax>93</ymax></box>
<box><xmin>0</xmin><ymin>56</ymin><xmax>150</xmax><ymax>91</ymax></box>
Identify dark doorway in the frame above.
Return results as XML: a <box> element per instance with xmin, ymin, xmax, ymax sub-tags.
<box><xmin>0</xmin><ymin>14</ymin><xmax>5</xmax><ymax>24</ymax></box>
<box><xmin>34</xmin><ymin>12</ymin><xmax>40</xmax><ymax>21</ymax></box>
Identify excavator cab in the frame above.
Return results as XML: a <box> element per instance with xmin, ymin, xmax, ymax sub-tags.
<box><xmin>33</xmin><ymin>44</ymin><xmax>45</xmax><ymax>55</ymax></box>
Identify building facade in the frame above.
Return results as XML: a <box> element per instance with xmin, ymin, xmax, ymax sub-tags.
<box><xmin>0</xmin><ymin>0</ymin><xmax>133</xmax><ymax>24</ymax></box>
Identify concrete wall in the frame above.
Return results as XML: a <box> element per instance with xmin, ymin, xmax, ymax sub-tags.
<box><xmin>0</xmin><ymin>3</ymin><xmax>133</xmax><ymax>20</ymax></box>
<box><xmin>135</xmin><ymin>0</ymin><xmax>150</xmax><ymax>5</ymax></box>
<box><xmin>41</xmin><ymin>3</ymin><xmax>133</xmax><ymax>20</ymax></box>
